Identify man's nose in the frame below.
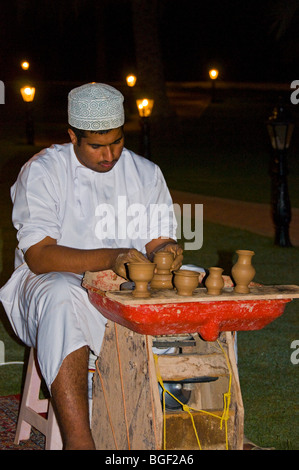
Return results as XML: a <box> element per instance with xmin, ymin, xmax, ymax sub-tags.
<box><xmin>103</xmin><ymin>145</ymin><xmax>114</xmax><ymax>161</ymax></box>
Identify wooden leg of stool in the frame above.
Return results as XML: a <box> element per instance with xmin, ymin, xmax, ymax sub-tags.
<box><xmin>14</xmin><ymin>348</ymin><xmax>43</xmax><ymax>443</ymax></box>
<box><xmin>14</xmin><ymin>347</ymin><xmax>63</xmax><ymax>450</ymax></box>
<box><xmin>46</xmin><ymin>401</ymin><xmax>63</xmax><ymax>450</ymax></box>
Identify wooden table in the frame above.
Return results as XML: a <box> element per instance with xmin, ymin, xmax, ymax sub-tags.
<box><xmin>83</xmin><ymin>277</ymin><xmax>299</xmax><ymax>450</ymax></box>
<box><xmin>86</xmin><ymin>284</ymin><xmax>299</xmax><ymax>341</ymax></box>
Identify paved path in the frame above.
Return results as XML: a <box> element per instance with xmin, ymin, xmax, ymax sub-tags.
<box><xmin>170</xmin><ymin>190</ymin><xmax>299</xmax><ymax>247</ymax></box>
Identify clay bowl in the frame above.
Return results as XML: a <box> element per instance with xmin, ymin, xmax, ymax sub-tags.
<box><xmin>173</xmin><ymin>269</ymin><xmax>199</xmax><ymax>296</ymax></box>
<box><xmin>128</xmin><ymin>262</ymin><xmax>156</xmax><ymax>298</ymax></box>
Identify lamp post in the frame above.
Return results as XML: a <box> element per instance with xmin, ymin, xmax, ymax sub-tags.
<box><xmin>209</xmin><ymin>68</ymin><xmax>219</xmax><ymax>102</ymax></box>
<box><xmin>20</xmin><ymin>86</ymin><xmax>35</xmax><ymax>145</ymax></box>
<box><xmin>266</xmin><ymin>101</ymin><xmax>294</xmax><ymax>247</ymax></box>
<box><xmin>136</xmin><ymin>98</ymin><xmax>154</xmax><ymax>160</ymax></box>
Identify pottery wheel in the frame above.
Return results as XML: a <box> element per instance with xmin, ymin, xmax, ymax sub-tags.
<box><xmin>153</xmin><ymin>333</ymin><xmax>196</xmax><ymax>348</ymax></box>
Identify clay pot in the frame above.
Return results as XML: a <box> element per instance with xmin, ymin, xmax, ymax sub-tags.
<box><xmin>231</xmin><ymin>250</ymin><xmax>255</xmax><ymax>294</ymax></box>
<box><xmin>151</xmin><ymin>251</ymin><xmax>174</xmax><ymax>289</ymax></box>
<box><xmin>173</xmin><ymin>270</ymin><xmax>199</xmax><ymax>296</ymax></box>
<box><xmin>205</xmin><ymin>267</ymin><xmax>224</xmax><ymax>295</ymax></box>
<box><xmin>128</xmin><ymin>262</ymin><xmax>156</xmax><ymax>298</ymax></box>
<box><xmin>154</xmin><ymin>251</ymin><xmax>174</xmax><ymax>274</ymax></box>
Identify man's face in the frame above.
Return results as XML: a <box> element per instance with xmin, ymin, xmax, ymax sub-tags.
<box><xmin>68</xmin><ymin>127</ymin><xmax>124</xmax><ymax>173</ymax></box>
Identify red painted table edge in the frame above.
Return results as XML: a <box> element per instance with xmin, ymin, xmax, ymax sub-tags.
<box><xmin>86</xmin><ymin>287</ymin><xmax>291</xmax><ymax>341</ymax></box>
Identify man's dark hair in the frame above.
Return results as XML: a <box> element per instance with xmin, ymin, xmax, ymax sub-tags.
<box><xmin>69</xmin><ymin>125</ymin><xmax>112</xmax><ymax>144</ymax></box>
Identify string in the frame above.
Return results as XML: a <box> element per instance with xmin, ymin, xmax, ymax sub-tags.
<box><xmin>95</xmin><ymin>361</ymin><xmax>119</xmax><ymax>449</ymax></box>
<box><xmin>114</xmin><ymin>323</ymin><xmax>131</xmax><ymax>450</ymax></box>
<box><xmin>146</xmin><ymin>336</ymin><xmax>160</xmax><ymax>449</ymax></box>
<box><xmin>154</xmin><ymin>336</ymin><xmax>232</xmax><ymax>450</ymax></box>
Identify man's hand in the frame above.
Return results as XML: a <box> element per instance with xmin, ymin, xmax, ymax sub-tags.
<box><xmin>159</xmin><ymin>243</ymin><xmax>184</xmax><ymax>272</ymax></box>
<box><xmin>113</xmin><ymin>248</ymin><xmax>150</xmax><ymax>279</ymax></box>
<box><xmin>146</xmin><ymin>238</ymin><xmax>184</xmax><ymax>272</ymax></box>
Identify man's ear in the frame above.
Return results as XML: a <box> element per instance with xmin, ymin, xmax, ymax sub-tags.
<box><xmin>68</xmin><ymin>128</ymin><xmax>78</xmax><ymax>145</ymax></box>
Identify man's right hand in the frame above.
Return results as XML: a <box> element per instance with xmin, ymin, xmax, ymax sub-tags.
<box><xmin>113</xmin><ymin>248</ymin><xmax>150</xmax><ymax>279</ymax></box>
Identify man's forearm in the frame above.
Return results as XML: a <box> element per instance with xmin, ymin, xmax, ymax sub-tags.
<box><xmin>25</xmin><ymin>241</ymin><xmax>128</xmax><ymax>275</ymax></box>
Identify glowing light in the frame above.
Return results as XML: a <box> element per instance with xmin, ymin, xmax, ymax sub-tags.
<box><xmin>21</xmin><ymin>61</ymin><xmax>30</xmax><ymax>70</ymax></box>
<box><xmin>126</xmin><ymin>75</ymin><xmax>137</xmax><ymax>87</ymax></box>
<box><xmin>20</xmin><ymin>86</ymin><xmax>36</xmax><ymax>102</ymax></box>
<box><xmin>136</xmin><ymin>98</ymin><xmax>154</xmax><ymax>117</ymax></box>
<box><xmin>209</xmin><ymin>69</ymin><xmax>219</xmax><ymax>80</ymax></box>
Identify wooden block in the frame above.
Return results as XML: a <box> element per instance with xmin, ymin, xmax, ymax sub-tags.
<box><xmin>156</xmin><ymin>353</ymin><xmax>228</xmax><ymax>381</ymax></box>
<box><xmin>164</xmin><ymin>409</ymin><xmax>235</xmax><ymax>450</ymax></box>
<box><xmin>91</xmin><ymin>322</ymin><xmax>162</xmax><ymax>450</ymax></box>
<box><xmin>105</xmin><ymin>285</ymin><xmax>299</xmax><ymax>305</ymax></box>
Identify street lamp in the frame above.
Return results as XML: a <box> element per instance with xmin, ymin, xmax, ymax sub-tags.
<box><xmin>209</xmin><ymin>68</ymin><xmax>219</xmax><ymax>102</ymax></box>
<box><xmin>126</xmin><ymin>74</ymin><xmax>137</xmax><ymax>87</ymax></box>
<box><xmin>136</xmin><ymin>98</ymin><xmax>154</xmax><ymax>160</ymax></box>
<box><xmin>20</xmin><ymin>86</ymin><xmax>35</xmax><ymax>102</ymax></box>
<box><xmin>20</xmin><ymin>86</ymin><xmax>35</xmax><ymax>145</ymax></box>
<box><xmin>21</xmin><ymin>61</ymin><xmax>30</xmax><ymax>71</ymax></box>
<box><xmin>209</xmin><ymin>69</ymin><xmax>219</xmax><ymax>80</ymax></box>
<box><xmin>125</xmin><ymin>74</ymin><xmax>137</xmax><ymax>114</ymax></box>
<box><xmin>266</xmin><ymin>100</ymin><xmax>294</xmax><ymax>247</ymax></box>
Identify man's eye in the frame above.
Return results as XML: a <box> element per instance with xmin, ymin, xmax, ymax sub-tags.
<box><xmin>91</xmin><ymin>145</ymin><xmax>100</xmax><ymax>149</ymax></box>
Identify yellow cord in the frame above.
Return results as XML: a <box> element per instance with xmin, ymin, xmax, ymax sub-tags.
<box><xmin>154</xmin><ymin>338</ymin><xmax>232</xmax><ymax>450</ymax></box>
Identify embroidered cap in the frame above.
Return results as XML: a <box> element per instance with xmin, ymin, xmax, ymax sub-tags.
<box><xmin>68</xmin><ymin>83</ymin><xmax>125</xmax><ymax>130</ymax></box>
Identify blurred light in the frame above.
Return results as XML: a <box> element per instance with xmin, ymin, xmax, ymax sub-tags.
<box><xmin>21</xmin><ymin>61</ymin><xmax>30</xmax><ymax>70</ymax></box>
<box><xmin>20</xmin><ymin>86</ymin><xmax>36</xmax><ymax>102</ymax></box>
<box><xmin>136</xmin><ymin>98</ymin><xmax>154</xmax><ymax>117</ymax></box>
<box><xmin>126</xmin><ymin>75</ymin><xmax>137</xmax><ymax>87</ymax></box>
<box><xmin>209</xmin><ymin>69</ymin><xmax>219</xmax><ymax>80</ymax></box>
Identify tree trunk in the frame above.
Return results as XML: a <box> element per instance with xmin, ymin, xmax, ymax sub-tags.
<box><xmin>94</xmin><ymin>0</ymin><xmax>108</xmax><ymax>82</ymax></box>
<box><xmin>130</xmin><ymin>0</ymin><xmax>175</xmax><ymax>120</ymax></box>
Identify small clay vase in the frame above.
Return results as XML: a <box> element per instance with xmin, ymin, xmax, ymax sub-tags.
<box><xmin>151</xmin><ymin>251</ymin><xmax>174</xmax><ymax>289</ymax></box>
<box><xmin>205</xmin><ymin>267</ymin><xmax>224</xmax><ymax>295</ymax></box>
<box><xmin>173</xmin><ymin>270</ymin><xmax>199</xmax><ymax>296</ymax></box>
<box><xmin>231</xmin><ymin>250</ymin><xmax>255</xmax><ymax>294</ymax></box>
<box><xmin>154</xmin><ymin>251</ymin><xmax>174</xmax><ymax>274</ymax></box>
<box><xmin>128</xmin><ymin>262</ymin><xmax>156</xmax><ymax>298</ymax></box>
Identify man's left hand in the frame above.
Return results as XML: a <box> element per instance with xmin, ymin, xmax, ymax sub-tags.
<box><xmin>160</xmin><ymin>243</ymin><xmax>184</xmax><ymax>271</ymax></box>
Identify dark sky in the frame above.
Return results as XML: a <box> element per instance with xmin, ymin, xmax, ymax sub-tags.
<box><xmin>1</xmin><ymin>0</ymin><xmax>298</xmax><ymax>83</ymax></box>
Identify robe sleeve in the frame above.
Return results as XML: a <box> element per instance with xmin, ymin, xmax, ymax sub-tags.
<box><xmin>11</xmin><ymin>161</ymin><xmax>62</xmax><ymax>254</ymax></box>
<box><xmin>133</xmin><ymin>166</ymin><xmax>178</xmax><ymax>252</ymax></box>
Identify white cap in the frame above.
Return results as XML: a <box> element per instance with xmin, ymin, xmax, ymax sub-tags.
<box><xmin>68</xmin><ymin>83</ymin><xmax>125</xmax><ymax>131</ymax></box>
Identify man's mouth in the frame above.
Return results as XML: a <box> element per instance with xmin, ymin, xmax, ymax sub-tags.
<box><xmin>100</xmin><ymin>161</ymin><xmax>116</xmax><ymax>169</ymax></box>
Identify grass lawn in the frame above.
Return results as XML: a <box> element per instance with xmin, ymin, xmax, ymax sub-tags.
<box><xmin>0</xmin><ymin>83</ymin><xmax>298</xmax><ymax>449</ymax></box>
<box><xmin>181</xmin><ymin>221</ymin><xmax>299</xmax><ymax>450</ymax></box>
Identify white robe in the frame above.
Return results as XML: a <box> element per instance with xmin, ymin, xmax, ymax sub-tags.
<box><xmin>0</xmin><ymin>143</ymin><xmax>177</xmax><ymax>391</ymax></box>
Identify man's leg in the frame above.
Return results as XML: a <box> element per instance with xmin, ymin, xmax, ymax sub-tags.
<box><xmin>51</xmin><ymin>346</ymin><xmax>96</xmax><ymax>450</ymax></box>
<box><xmin>14</xmin><ymin>271</ymin><xmax>107</xmax><ymax>448</ymax></box>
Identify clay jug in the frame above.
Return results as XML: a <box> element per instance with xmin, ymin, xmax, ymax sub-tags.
<box><xmin>231</xmin><ymin>250</ymin><xmax>255</xmax><ymax>294</ymax></box>
<box><xmin>128</xmin><ymin>262</ymin><xmax>156</xmax><ymax>298</ymax></box>
<box><xmin>205</xmin><ymin>267</ymin><xmax>224</xmax><ymax>295</ymax></box>
<box><xmin>173</xmin><ymin>270</ymin><xmax>199</xmax><ymax>296</ymax></box>
<box><xmin>151</xmin><ymin>251</ymin><xmax>174</xmax><ymax>289</ymax></box>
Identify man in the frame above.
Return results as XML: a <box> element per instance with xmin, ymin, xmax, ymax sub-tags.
<box><xmin>0</xmin><ymin>83</ymin><xmax>183</xmax><ymax>450</ymax></box>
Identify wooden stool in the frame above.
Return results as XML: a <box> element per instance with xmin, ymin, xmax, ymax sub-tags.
<box><xmin>91</xmin><ymin>321</ymin><xmax>244</xmax><ymax>450</ymax></box>
<box><xmin>14</xmin><ymin>348</ymin><xmax>63</xmax><ymax>450</ymax></box>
